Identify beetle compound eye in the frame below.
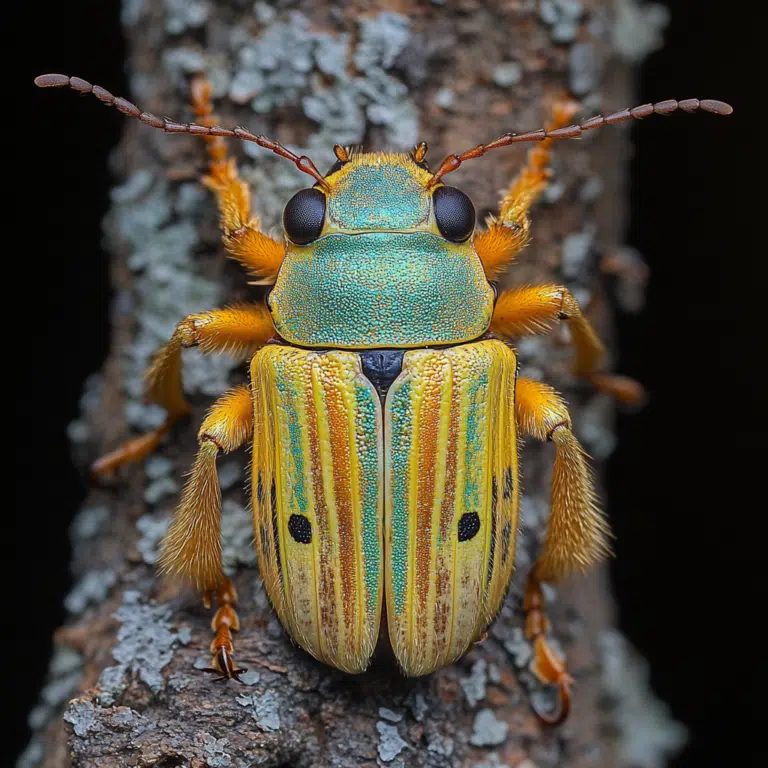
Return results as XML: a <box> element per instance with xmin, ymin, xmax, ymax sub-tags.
<box><xmin>433</xmin><ymin>185</ymin><xmax>475</xmax><ymax>242</ymax></box>
<box><xmin>283</xmin><ymin>188</ymin><xmax>326</xmax><ymax>244</ymax></box>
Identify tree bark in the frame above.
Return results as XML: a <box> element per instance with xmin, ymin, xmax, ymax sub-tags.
<box><xmin>22</xmin><ymin>2</ymin><xmax>684</xmax><ymax>767</ymax></box>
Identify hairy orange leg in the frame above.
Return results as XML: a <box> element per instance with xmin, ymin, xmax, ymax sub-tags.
<box><xmin>515</xmin><ymin>376</ymin><xmax>611</xmax><ymax>723</ymax></box>
<box><xmin>92</xmin><ymin>304</ymin><xmax>273</xmax><ymax>477</ymax></box>
<box><xmin>158</xmin><ymin>385</ymin><xmax>253</xmax><ymax>680</ymax></box>
<box><xmin>493</xmin><ymin>285</ymin><xmax>646</xmax><ymax>406</ymax></box>
<box><xmin>472</xmin><ymin>95</ymin><xmax>644</xmax><ymax>406</ymax></box>
<box><xmin>190</xmin><ymin>77</ymin><xmax>284</xmax><ymax>285</ymax></box>
<box><xmin>474</xmin><ymin>99</ymin><xmax>580</xmax><ymax>281</ymax></box>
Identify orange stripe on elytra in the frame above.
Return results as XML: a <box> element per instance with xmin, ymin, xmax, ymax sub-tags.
<box><xmin>415</xmin><ymin>367</ymin><xmax>441</xmax><ymax>621</ymax></box>
<box><xmin>323</xmin><ymin>376</ymin><xmax>358</xmax><ymax>641</ymax></box>
<box><xmin>305</xmin><ymin>379</ymin><xmax>337</xmax><ymax>662</ymax></box>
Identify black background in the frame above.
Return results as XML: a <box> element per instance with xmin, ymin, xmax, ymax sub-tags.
<box><xmin>14</xmin><ymin>1</ymin><xmax>758</xmax><ymax>765</ymax></box>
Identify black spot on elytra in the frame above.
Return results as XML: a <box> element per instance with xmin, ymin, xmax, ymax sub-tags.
<box><xmin>501</xmin><ymin>521</ymin><xmax>512</xmax><ymax>566</ymax></box>
<box><xmin>458</xmin><ymin>512</ymin><xmax>481</xmax><ymax>542</ymax></box>
<box><xmin>503</xmin><ymin>466</ymin><xmax>514</xmax><ymax>499</ymax></box>
<box><xmin>288</xmin><ymin>514</ymin><xmax>313</xmax><ymax>544</ymax></box>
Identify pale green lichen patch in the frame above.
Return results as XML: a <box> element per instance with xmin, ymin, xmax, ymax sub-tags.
<box><xmin>470</xmin><ymin>709</ymin><xmax>508</xmax><ymax>748</ymax></box>
<box><xmin>96</xmin><ymin>590</ymin><xmax>185</xmax><ymax>705</ymax></box>
<box><xmin>108</xmin><ymin>171</ymin><xmax>232</xmax><ymax>432</ymax></box>
<box><xmin>236</xmin><ymin>690</ymin><xmax>281</xmax><ymax>731</ymax></box>
<box><xmin>376</xmin><ymin>721</ymin><xmax>409</xmax><ymax>762</ymax></box>
<box><xmin>65</xmin><ymin>570</ymin><xmax>117</xmax><ymax>614</ymax></box>
<box><xmin>461</xmin><ymin>658</ymin><xmax>488</xmax><ymax>708</ymax></box>
<box><xmin>63</xmin><ymin>699</ymin><xmax>98</xmax><ymax>738</ymax></box>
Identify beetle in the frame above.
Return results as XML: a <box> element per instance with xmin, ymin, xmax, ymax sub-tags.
<box><xmin>36</xmin><ymin>72</ymin><xmax>731</xmax><ymax>724</ymax></box>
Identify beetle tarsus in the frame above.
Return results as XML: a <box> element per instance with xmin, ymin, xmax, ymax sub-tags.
<box><xmin>203</xmin><ymin>647</ymin><xmax>248</xmax><ymax>683</ymax></box>
<box><xmin>529</xmin><ymin>662</ymin><xmax>573</xmax><ymax>726</ymax></box>
<box><xmin>524</xmin><ymin>573</ymin><xmax>575</xmax><ymax>725</ymax></box>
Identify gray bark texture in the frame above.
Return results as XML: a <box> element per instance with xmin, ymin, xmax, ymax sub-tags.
<box><xmin>21</xmin><ymin>2</ymin><xmax>685</xmax><ymax>767</ymax></box>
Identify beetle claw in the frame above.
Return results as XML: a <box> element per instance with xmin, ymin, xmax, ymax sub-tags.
<box><xmin>529</xmin><ymin>674</ymin><xmax>573</xmax><ymax>726</ymax></box>
<box><xmin>201</xmin><ymin>648</ymin><xmax>247</xmax><ymax>683</ymax></box>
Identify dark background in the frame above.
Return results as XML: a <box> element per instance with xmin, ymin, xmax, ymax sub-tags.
<box><xmin>16</xmin><ymin>0</ymin><xmax>757</xmax><ymax>765</ymax></box>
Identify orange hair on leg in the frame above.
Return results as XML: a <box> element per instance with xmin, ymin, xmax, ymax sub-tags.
<box><xmin>93</xmin><ymin>305</ymin><xmax>272</xmax><ymax>477</ymax></box>
<box><xmin>190</xmin><ymin>77</ymin><xmax>284</xmax><ymax>284</ymax></box>
<box><xmin>515</xmin><ymin>376</ymin><xmax>611</xmax><ymax>581</ymax></box>
<box><xmin>145</xmin><ymin>303</ymin><xmax>274</xmax><ymax>419</ymax></box>
<box><xmin>158</xmin><ymin>385</ymin><xmax>254</xmax><ymax>592</ymax></box>
<box><xmin>492</xmin><ymin>284</ymin><xmax>606</xmax><ymax>375</ymax></box>
<box><xmin>515</xmin><ymin>375</ymin><xmax>610</xmax><ymax>723</ymax></box>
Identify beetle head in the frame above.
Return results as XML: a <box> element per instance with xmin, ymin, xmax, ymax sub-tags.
<box><xmin>282</xmin><ymin>146</ymin><xmax>476</xmax><ymax>245</ymax></box>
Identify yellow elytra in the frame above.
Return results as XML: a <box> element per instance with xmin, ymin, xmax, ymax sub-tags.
<box><xmin>36</xmin><ymin>72</ymin><xmax>732</xmax><ymax>723</ymax></box>
<box><xmin>251</xmin><ymin>341</ymin><xmax>517</xmax><ymax>676</ymax></box>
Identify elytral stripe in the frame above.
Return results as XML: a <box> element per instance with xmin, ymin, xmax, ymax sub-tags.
<box><xmin>251</xmin><ymin>350</ymin><xmax>287</xmax><ymax>627</ymax></box>
<box><xmin>483</xmin><ymin>351</ymin><xmax>500</xmax><ymax>593</ymax></box>
<box><xmin>274</xmin><ymin>354</ymin><xmax>320</xmax><ymax>657</ymax></box>
<box><xmin>354</xmin><ymin>383</ymin><xmax>382</xmax><ymax>620</ymax></box>
<box><xmin>388</xmin><ymin>377</ymin><xmax>413</xmax><ymax>619</ymax></box>
<box><xmin>318</xmin><ymin>354</ymin><xmax>362</xmax><ymax>663</ymax></box>
<box><xmin>482</xmin><ymin>348</ymin><xmax>519</xmax><ymax>624</ymax></box>
<box><xmin>447</xmin><ymin>347</ymin><xmax>490</xmax><ymax>661</ymax></box>
<box><xmin>306</xmin><ymin>362</ymin><xmax>341</xmax><ymax>664</ymax></box>
<box><xmin>413</xmin><ymin>354</ymin><xmax>450</xmax><ymax>665</ymax></box>
<box><xmin>424</xmin><ymin>355</ymin><xmax>456</xmax><ymax>666</ymax></box>
<box><xmin>414</xmin><ymin>358</ymin><xmax>442</xmax><ymax>618</ymax></box>
<box><xmin>433</xmin><ymin>362</ymin><xmax>459</xmax><ymax>664</ymax></box>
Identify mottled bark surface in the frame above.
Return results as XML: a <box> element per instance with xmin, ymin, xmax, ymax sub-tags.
<box><xmin>22</xmin><ymin>2</ymin><xmax>684</xmax><ymax>767</ymax></box>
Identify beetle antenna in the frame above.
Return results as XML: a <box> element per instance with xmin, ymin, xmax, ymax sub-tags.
<box><xmin>427</xmin><ymin>97</ymin><xmax>733</xmax><ymax>187</ymax></box>
<box><xmin>332</xmin><ymin>144</ymin><xmax>350</xmax><ymax>163</ymax></box>
<box><xmin>35</xmin><ymin>73</ymin><xmax>330</xmax><ymax>190</ymax></box>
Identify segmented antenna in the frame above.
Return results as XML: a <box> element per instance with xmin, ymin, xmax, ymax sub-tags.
<box><xmin>35</xmin><ymin>73</ymin><xmax>330</xmax><ymax>190</ymax></box>
<box><xmin>413</xmin><ymin>142</ymin><xmax>428</xmax><ymax>163</ymax></box>
<box><xmin>427</xmin><ymin>97</ymin><xmax>734</xmax><ymax>188</ymax></box>
<box><xmin>332</xmin><ymin>144</ymin><xmax>350</xmax><ymax>163</ymax></box>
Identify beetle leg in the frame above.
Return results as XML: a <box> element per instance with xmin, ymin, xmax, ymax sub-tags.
<box><xmin>158</xmin><ymin>385</ymin><xmax>253</xmax><ymax>593</ymax></box>
<box><xmin>202</xmin><ymin>579</ymin><xmax>247</xmax><ymax>682</ymax></box>
<box><xmin>144</xmin><ymin>304</ymin><xmax>273</xmax><ymax>417</ymax></box>
<box><xmin>91</xmin><ymin>418</ymin><xmax>178</xmax><ymax>477</ymax></box>
<box><xmin>473</xmin><ymin>94</ymin><xmax>645</xmax><ymax>406</ymax></box>
<box><xmin>474</xmin><ymin>98</ymin><xmax>580</xmax><ymax>281</ymax></box>
<box><xmin>156</xmin><ymin>385</ymin><xmax>254</xmax><ymax>679</ymax></box>
<box><xmin>190</xmin><ymin>77</ymin><xmax>284</xmax><ymax>285</ymax></box>
<box><xmin>516</xmin><ymin>376</ymin><xmax>611</xmax><ymax>578</ymax></box>
<box><xmin>524</xmin><ymin>574</ymin><xmax>573</xmax><ymax>725</ymax></box>
<box><xmin>515</xmin><ymin>376</ymin><xmax>610</xmax><ymax>723</ymax></box>
<box><xmin>91</xmin><ymin>305</ymin><xmax>272</xmax><ymax>477</ymax></box>
<box><xmin>492</xmin><ymin>285</ymin><xmax>646</xmax><ymax>406</ymax></box>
